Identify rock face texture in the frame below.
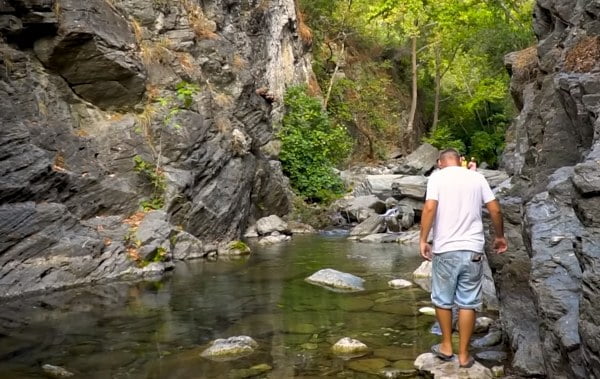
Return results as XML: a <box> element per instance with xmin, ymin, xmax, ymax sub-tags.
<box><xmin>496</xmin><ymin>0</ymin><xmax>600</xmax><ymax>377</ymax></box>
<box><xmin>0</xmin><ymin>0</ymin><xmax>312</xmax><ymax>298</ymax></box>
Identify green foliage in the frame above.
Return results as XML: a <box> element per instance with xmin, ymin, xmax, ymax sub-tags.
<box><xmin>300</xmin><ymin>0</ymin><xmax>535</xmax><ymax>165</ymax></box>
<box><xmin>175</xmin><ymin>81</ymin><xmax>200</xmax><ymax>108</ymax></box>
<box><xmin>423</xmin><ymin>125</ymin><xmax>466</xmax><ymax>153</ymax></box>
<box><xmin>279</xmin><ymin>86</ymin><xmax>351</xmax><ymax>202</ymax></box>
<box><xmin>133</xmin><ymin>155</ymin><xmax>166</xmax><ymax>210</ymax></box>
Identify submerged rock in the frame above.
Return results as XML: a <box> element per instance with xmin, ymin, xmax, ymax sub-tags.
<box><xmin>200</xmin><ymin>336</ymin><xmax>258</xmax><ymax>361</ymax></box>
<box><xmin>388</xmin><ymin>279</ymin><xmax>413</xmax><ymax>289</ymax></box>
<box><xmin>331</xmin><ymin>337</ymin><xmax>369</xmax><ymax>356</ymax></box>
<box><xmin>305</xmin><ymin>269</ymin><xmax>365</xmax><ymax>292</ymax></box>
<box><xmin>228</xmin><ymin>363</ymin><xmax>272</xmax><ymax>379</ymax></box>
<box><xmin>42</xmin><ymin>364</ymin><xmax>74</xmax><ymax>378</ymax></box>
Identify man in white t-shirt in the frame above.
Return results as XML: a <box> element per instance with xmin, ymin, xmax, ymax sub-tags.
<box><xmin>419</xmin><ymin>148</ymin><xmax>507</xmax><ymax>368</ymax></box>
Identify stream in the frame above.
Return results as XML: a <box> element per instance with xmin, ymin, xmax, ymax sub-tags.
<box><xmin>0</xmin><ymin>235</ymin><xmax>442</xmax><ymax>378</ymax></box>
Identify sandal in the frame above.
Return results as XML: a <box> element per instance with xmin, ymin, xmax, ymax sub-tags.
<box><xmin>459</xmin><ymin>356</ymin><xmax>476</xmax><ymax>368</ymax></box>
<box><xmin>431</xmin><ymin>344</ymin><xmax>454</xmax><ymax>361</ymax></box>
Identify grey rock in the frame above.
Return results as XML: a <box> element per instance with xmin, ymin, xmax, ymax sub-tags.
<box><xmin>349</xmin><ymin>215</ymin><xmax>386</xmax><ymax>236</ymax></box>
<box><xmin>393</xmin><ymin>143</ymin><xmax>439</xmax><ymax>175</ymax></box>
<box><xmin>414</xmin><ymin>353</ymin><xmax>492</xmax><ymax>378</ymax></box>
<box><xmin>476</xmin><ymin>351</ymin><xmax>509</xmax><ymax>362</ymax></box>
<box><xmin>336</xmin><ymin>195</ymin><xmax>387</xmax><ymax>223</ymax></box>
<box><xmin>255</xmin><ymin>215</ymin><xmax>289</xmax><ymax>236</ymax></box>
<box><xmin>472</xmin><ymin>329</ymin><xmax>503</xmax><ymax>348</ymax></box>
<box><xmin>257</xmin><ymin>234</ymin><xmax>291</xmax><ymax>245</ymax></box>
<box><xmin>391</xmin><ymin>175</ymin><xmax>428</xmax><ymax>200</ymax></box>
<box><xmin>305</xmin><ymin>268</ymin><xmax>365</xmax><ymax>292</ymax></box>
<box><xmin>33</xmin><ymin>0</ymin><xmax>146</xmax><ymax>109</ymax></box>
<box><xmin>171</xmin><ymin>231</ymin><xmax>204</xmax><ymax>261</ymax></box>
<box><xmin>42</xmin><ymin>364</ymin><xmax>74</xmax><ymax>378</ymax></box>
<box><xmin>353</xmin><ymin>175</ymin><xmax>406</xmax><ymax>199</ymax></box>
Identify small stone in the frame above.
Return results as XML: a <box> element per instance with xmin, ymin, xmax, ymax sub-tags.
<box><xmin>419</xmin><ymin>307</ymin><xmax>436</xmax><ymax>316</ymax></box>
<box><xmin>200</xmin><ymin>336</ymin><xmax>258</xmax><ymax>361</ymax></box>
<box><xmin>388</xmin><ymin>279</ymin><xmax>413</xmax><ymax>289</ymax></box>
<box><xmin>42</xmin><ymin>364</ymin><xmax>74</xmax><ymax>378</ymax></box>
<box><xmin>475</xmin><ymin>317</ymin><xmax>494</xmax><ymax>333</ymax></box>
<box><xmin>491</xmin><ymin>365</ymin><xmax>505</xmax><ymax>377</ymax></box>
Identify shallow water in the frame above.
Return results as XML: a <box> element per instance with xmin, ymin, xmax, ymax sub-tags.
<box><xmin>0</xmin><ymin>235</ymin><xmax>439</xmax><ymax>378</ymax></box>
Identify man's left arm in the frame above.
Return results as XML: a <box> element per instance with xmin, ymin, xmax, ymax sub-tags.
<box><xmin>419</xmin><ymin>199</ymin><xmax>437</xmax><ymax>261</ymax></box>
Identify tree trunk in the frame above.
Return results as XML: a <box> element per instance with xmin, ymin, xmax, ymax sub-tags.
<box><xmin>324</xmin><ymin>42</ymin><xmax>345</xmax><ymax>109</ymax></box>
<box><xmin>433</xmin><ymin>46</ymin><xmax>441</xmax><ymax>130</ymax></box>
<box><xmin>405</xmin><ymin>34</ymin><xmax>418</xmax><ymax>153</ymax></box>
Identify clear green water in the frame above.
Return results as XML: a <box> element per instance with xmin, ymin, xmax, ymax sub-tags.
<box><xmin>0</xmin><ymin>235</ymin><xmax>438</xmax><ymax>378</ymax></box>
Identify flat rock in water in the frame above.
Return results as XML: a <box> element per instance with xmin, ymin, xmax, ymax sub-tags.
<box><xmin>305</xmin><ymin>268</ymin><xmax>365</xmax><ymax>292</ymax></box>
<box><xmin>414</xmin><ymin>353</ymin><xmax>492</xmax><ymax>378</ymax></box>
<box><xmin>419</xmin><ymin>307</ymin><xmax>436</xmax><ymax>316</ymax></box>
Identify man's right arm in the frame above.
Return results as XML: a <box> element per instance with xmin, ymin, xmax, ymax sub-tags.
<box><xmin>419</xmin><ymin>199</ymin><xmax>437</xmax><ymax>260</ymax></box>
<box><xmin>485</xmin><ymin>199</ymin><xmax>507</xmax><ymax>254</ymax></box>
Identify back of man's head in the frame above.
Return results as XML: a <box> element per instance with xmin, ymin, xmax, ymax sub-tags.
<box><xmin>438</xmin><ymin>148</ymin><xmax>461</xmax><ymax>167</ymax></box>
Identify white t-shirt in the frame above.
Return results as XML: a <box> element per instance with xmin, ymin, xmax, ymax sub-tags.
<box><xmin>425</xmin><ymin>166</ymin><xmax>495</xmax><ymax>254</ymax></box>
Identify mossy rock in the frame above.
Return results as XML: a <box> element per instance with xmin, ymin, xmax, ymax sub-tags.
<box><xmin>228</xmin><ymin>363</ymin><xmax>272</xmax><ymax>379</ymax></box>
<box><xmin>347</xmin><ymin>358</ymin><xmax>390</xmax><ymax>375</ymax></box>
<box><xmin>338</xmin><ymin>297</ymin><xmax>375</xmax><ymax>311</ymax></box>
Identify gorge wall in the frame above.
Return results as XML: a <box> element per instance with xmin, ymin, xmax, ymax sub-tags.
<box><xmin>0</xmin><ymin>0</ymin><xmax>313</xmax><ymax>298</ymax></box>
<box><xmin>494</xmin><ymin>0</ymin><xmax>600</xmax><ymax>377</ymax></box>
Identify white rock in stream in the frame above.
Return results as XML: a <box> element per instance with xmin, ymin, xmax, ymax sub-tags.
<box><xmin>201</xmin><ymin>336</ymin><xmax>258</xmax><ymax>361</ymax></box>
<box><xmin>388</xmin><ymin>279</ymin><xmax>413</xmax><ymax>289</ymax></box>
<box><xmin>413</xmin><ymin>261</ymin><xmax>432</xmax><ymax>278</ymax></box>
<box><xmin>305</xmin><ymin>268</ymin><xmax>365</xmax><ymax>292</ymax></box>
<box><xmin>331</xmin><ymin>337</ymin><xmax>369</xmax><ymax>355</ymax></box>
<box><xmin>419</xmin><ymin>307</ymin><xmax>436</xmax><ymax>316</ymax></box>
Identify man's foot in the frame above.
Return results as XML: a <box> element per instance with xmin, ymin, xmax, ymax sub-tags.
<box><xmin>458</xmin><ymin>355</ymin><xmax>475</xmax><ymax>368</ymax></box>
<box><xmin>431</xmin><ymin>344</ymin><xmax>454</xmax><ymax>361</ymax></box>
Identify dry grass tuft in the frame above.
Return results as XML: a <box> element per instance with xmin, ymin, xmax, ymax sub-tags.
<box><xmin>565</xmin><ymin>36</ymin><xmax>600</xmax><ymax>73</ymax></box>
<box><xmin>213</xmin><ymin>91</ymin><xmax>234</xmax><ymax>109</ymax></box>
<box><xmin>131</xmin><ymin>18</ymin><xmax>144</xmax><ymax>44</ymax></box>
<box><xmin>176</xmin><ymin>52</ymin><xmax>200</xmax><ymax>77</ymax></box>
<box><xmin>181</xmin><ymin>0</ymin><xmax>218</xmax><ymax>39</ymax></box>
<box><xmin>232</xmin><ymin>53</ymin><xmax>247</xmax><ymax>72</ymax></box>
<box><xmin>214</xmin><ymin>116</ymin><xmax>231</xmax><ymax>133</ymax></box>
<box><xmin>140</xmin><ymin>38</ymin><xmax>172</xmax><ymax>66</ymax></box>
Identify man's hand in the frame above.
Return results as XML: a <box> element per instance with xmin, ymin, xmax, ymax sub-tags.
<box><xmin>493</xmin><ymin>236</ymin><xmax>508</xmax><ymax>254</ymax></box>
<box><xmin>420</xmin><ymin>241</ymin><xmax>432</xmax><ymax>261</ymax></box>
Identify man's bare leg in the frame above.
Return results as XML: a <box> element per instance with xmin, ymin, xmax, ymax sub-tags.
<box><xmin>458</xmin><ymin>308</ymin><xmax>476</xmax><ymax>365</ymax></box>
<box><xmin>435</xmin><ymin>307</ymin><xmax>453</xmax><ymax>356</ymax></box>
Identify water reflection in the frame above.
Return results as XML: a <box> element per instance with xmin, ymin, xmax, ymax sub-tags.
<box><xmin>0</xmin><ymin>235</ymin><xmax>435</xmax><ymax>378</ymax></box>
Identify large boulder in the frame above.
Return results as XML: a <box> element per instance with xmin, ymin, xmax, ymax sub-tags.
<box><xmin>33</xmin><ymin>0</ymin><xmax>146</xmax><ymax>109</ymax></box>
<box><xmin>349</xmin><ymin>215</ymin><xmax>387</xmax><ymax>236</ymax></box>
<box><xmin>352</xmin><ymin>175</ymin><xmax>406</xmax><ymax>199</ymax></box>
<box><xmin>393</xmin><ymin>143</ymin><xmax>439</xmax><ymax>175</ymax></box>
<box><xmin>391</xmin><ymin>175</ymin><xmax>428</xmax><ymax>200</ymax></box>
<box><xmin>336</xmin><ymin>195</ymin><xmax>386</xmax><ymax>223</ymax></box>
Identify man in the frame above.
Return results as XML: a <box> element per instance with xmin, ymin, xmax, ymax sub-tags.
<box><xmin>419</xmin><ymin>148</ymin><xmax>507</xmax><ymax>368</ymax></box>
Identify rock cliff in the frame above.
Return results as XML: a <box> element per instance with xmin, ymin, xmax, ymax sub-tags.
<box><xmin>0</xmin><ymin>0</ymin><xmax>313</xmax><ymax>298</ymax></box>
<box><xmin>496</xmin><ymin>0</ymin><xmax>600</xmax><ymax>377</ymax></box>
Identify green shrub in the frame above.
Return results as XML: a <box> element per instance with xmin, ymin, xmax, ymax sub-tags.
<box><xmin>279</xmin><ymin>86</ymin><xmax>351</xmax><ymax>203</ymax></box>
<box><xmin>422</xmin><ymin>125</ymin><xmax>466</xmax><ymax>153</ymax></box>
<box><xmin>469</xmin><ymin>130</ymin><xmax>505</xmax><ymax>168</ymax></box>
<box><xmin>133</xmin><ymin>155</ymin><xmax>166</xmax><ymax>210</ymax></box>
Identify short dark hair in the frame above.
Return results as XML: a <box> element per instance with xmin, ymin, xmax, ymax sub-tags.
<box><xmin>439</xmin><ymin>148</ymin><xmax>460</xmax><ymax>161</ymax></box>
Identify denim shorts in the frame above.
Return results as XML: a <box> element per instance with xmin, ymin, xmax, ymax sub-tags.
<box><xmin>431</xmin><ymin>250</ymin><xmax>483</xmax><ymax>310</ymax></box>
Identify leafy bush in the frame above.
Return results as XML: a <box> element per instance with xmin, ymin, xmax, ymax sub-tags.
<box><xmin>133</xmin><ymin>155</ymin><xmax>166</xmax><ymax>210</ymax></box>
<box><xmin>422</xmin><ymin>125</ymin><xmax>466</xmax><ymax>153</ymax></box>
<box><xmin>279</xmin><ymin>86</ymin><xmax>351</xmax><ymax>202</ymax></box>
